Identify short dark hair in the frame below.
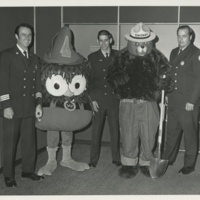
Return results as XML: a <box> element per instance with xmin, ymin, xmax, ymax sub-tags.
<box><xmin>14</xmin><ymin>23</ymin><xmax>34</xmax><ymax>36</ymax></box>
<box><xmin>97</xmin><ymin>30</ymin><xmax>112</xmax><ymax>40</ymax></box>
<box><xmin>177</xmin><ymin>25</ymin><xmax>195</xmax><ymax>43</ymax></box>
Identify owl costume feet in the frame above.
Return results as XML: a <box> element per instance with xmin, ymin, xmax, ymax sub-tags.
<box><xmin>60</xmin><ymin>145</ymin><xmax>89</xmax><ymax>171</ymax></box>
<box><xmin>38</xmin><ymin>145</ymin><xmax>89</xmax><ymax>176</ymax></box>
<box><xmin>37</xmin><ymin>147</ymin><xmax>58</xmax><ymax>176</ymax></box>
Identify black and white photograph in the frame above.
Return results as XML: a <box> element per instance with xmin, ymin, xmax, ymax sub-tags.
<box><xmin>0</xmin><ymin>0</ymin><xmax>200</xmax><ymax>199</ymax></box>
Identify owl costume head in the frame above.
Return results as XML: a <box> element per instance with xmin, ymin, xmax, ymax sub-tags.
<box><xmin>41</xmin><ymin>25</ymin><xmax>90</xmax><ymax>110</ymax></box>
<box><xmin>36</xmin><ymin>26</ymin><xmax>92</xmax><ymax>131</ymax></box>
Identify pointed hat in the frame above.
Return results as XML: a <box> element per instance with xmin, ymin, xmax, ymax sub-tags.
<box><xmin>43</xmin><ymin>26</ymin><xmax>84</xmax><ymax>65</ymax></box>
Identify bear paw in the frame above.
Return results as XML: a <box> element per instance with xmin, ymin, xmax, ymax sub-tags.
<box><xmin>118</xmin><ymin>165</ymin><xmax>138</xmax><ymax>179</ymax></box>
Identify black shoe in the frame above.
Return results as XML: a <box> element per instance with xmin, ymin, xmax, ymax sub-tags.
<box><xmin>178</xmin><ymin>167</ymin><xmax>195</xmax><ymax>175</ymax></box>
<box><xmin>118</xmin><ymin>165</ymin><xmax>139</xmax><ymax>179</ymax></box>
<box><xmin>4</xmin><ymin>177</ymin><xmax>17</xmax><ymax>187</ymax></box>
<box><xmin>21</xmin><ymin>172</ymin><xmax>44</xmax><ymax>181</ymax></box>
<box><xmin>112</xmin><ymin>160</ymin><xmax>122</xmax><ymax>166</ymax></box>
<box><xmin>139</xmin><ymin>166</ymin><xmax>151</xmax><ymax>177</ymax></box>
<box><xmin>89</xmin><ymin>163</ymin><xmax>97</xmax><ymax>168</ymax></box>
<box><xmin>168</xmin><ymin>161</ymin><xmax>174</xmax><ymax>166</ymax></box>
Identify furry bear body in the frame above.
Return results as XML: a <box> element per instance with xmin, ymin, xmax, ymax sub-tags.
<box><xmin>107</xmin><ymin>47</ymin><xmax>173</xmax><ymax>101</ymax></box>
<box><xmin>107</xmin><ymin>30</ymin><xmax>174</xmax><ymax>179</ymax></box>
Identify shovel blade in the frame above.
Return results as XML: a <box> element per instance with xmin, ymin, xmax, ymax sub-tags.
<box><xmin>149</xmin><ymin>158</ymin><xmax>168</xmax><ymax>180</ymax></box>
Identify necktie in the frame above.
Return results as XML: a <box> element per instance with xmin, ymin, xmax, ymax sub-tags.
<box><xmin>178</xmin><ymin>49</ymin><xmax>182</xmax><ymax>55</ymax></box>
<box><xmin>105</xmin><ymin>53</ymin><xmax>109</xmax><ymax>58</ymax></box>
<box><xmin>23</xmin><ymin>51</ymin><xmax>28</xmax><ymax>59</ymax></box>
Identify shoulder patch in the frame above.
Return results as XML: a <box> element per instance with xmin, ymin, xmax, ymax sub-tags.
<box><xmin>198</xmin><ymin>55</ymin><xmax>200</xmax><ymax>61</ymax></box>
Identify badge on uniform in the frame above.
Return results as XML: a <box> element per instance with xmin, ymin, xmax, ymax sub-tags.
<box><xmin>180</xmin><ymin>61</ymin><xmax>184</xmax><ymax>66</ymax></box>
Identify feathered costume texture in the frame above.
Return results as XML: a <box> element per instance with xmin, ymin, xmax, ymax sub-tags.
<box><xmin>107</xmin><ymin>48</ymin><xmax>174</xmax><ymax>101</ymax></box>
<box><xmin>40</xmin><ymin>58</ymin><xmax>91</xmax><ymax>107</ymax></box>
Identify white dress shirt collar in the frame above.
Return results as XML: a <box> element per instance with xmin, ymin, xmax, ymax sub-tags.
<box><xmin>16</xmin><ymin>44</ymin><xmax>28</xmax><ymax>58</ymax></box>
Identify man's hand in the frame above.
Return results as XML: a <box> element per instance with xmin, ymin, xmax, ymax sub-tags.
<box><xmin>35</xmin><ymin>104</ymin><xmax>43</xmax><ymax>120</ymax></box>
<box><xmin>185</xmin><ymin>103</ymin><xmax>194</xmax><ymax>111</ymax></box>
<box><xmin>4</xmin><ymin>107</ymin><xmax>14</xmax><ymax>119</ymax></box>
<box><xmin>92</xmin><ymin>101</ymin><xmax>99</xmax><ymax>112</ymax></box>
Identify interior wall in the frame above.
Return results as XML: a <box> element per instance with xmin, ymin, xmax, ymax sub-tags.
<box><xmin>0</xmin><ymin>7</ymin><xmax>34</xmax><ymax>52</ymax></box>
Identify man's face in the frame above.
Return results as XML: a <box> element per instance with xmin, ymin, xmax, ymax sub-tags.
<box><xmin>177</xmin><ymin>28</ymin><xmax>192</xmax><ymax>49</ymax></box>
<box><xmin>15</xmin><ymin>26</ymin><xmax>32</xmax><ymax>50</ymax></box>
<box><xmin>98</xmin><ymin>35</ymin><xmax>112</xmax><ymax>52</ymax></box>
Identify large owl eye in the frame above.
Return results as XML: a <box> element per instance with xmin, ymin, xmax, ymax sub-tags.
<box><xmin>46</xmin><ymin>75</ymin><xmax>68</xmax><ymax>96</ymax></box>
<box><xmin>68</xmin><ymin>75</ymin><xmax>86</xmax><ymax>96</ymax></box>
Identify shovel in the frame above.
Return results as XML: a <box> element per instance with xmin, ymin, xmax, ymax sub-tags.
<box><xmin>149</xmin><ymin>90</ymin><xmax>168</xmax><ymax>180</ymax></box>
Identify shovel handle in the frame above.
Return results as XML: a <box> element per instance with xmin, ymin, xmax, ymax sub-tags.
<box><xmin>158</xmin><ymin>90</ymin><xmax>165</xmax><ymax>158</ymax></box>
<box><xmin>159</xmin><ymin>90</ymin><xmax>165</xmax><ymax>132</ymax></box>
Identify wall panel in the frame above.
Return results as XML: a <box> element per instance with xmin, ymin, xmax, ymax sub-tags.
<box><xmin>0</xmin><ymin>7</ymin><xmax>34</xmax><ymax>52</ymax></box>
<box><xmin>180</xmin><ymin>7</ymin><xmax>200</xmax><ymax>23</ymax></box>
<box><xmin>69</xmin><ymin>24</ymin><xmax>118</xmax><ymax>58</ymax></box>
<box><xmin>120</xmin><ymin>6</ymin><xmax>178</xmax><ymax>23</ymax></box>
<box><xmin>63</xmin><ymin>7</ymin><xmax>118</xmax><ymax>24</ymax></box>
<box><xmin>36</xmin><ymin>7</ymin><xmax>61</xmax><ymax>58</ymax></box>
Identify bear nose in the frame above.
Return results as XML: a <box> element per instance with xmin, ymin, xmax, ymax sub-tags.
<box><xmin>141</xmin><ymin>45</ymin><xmax>145</xmax><ymax>49</ymax></box>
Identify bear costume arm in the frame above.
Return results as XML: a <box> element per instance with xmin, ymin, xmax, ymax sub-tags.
<box><xmin>153</xmin><ymin>49</ymin><xmax>175</xmax><ymax>94</ymax></box>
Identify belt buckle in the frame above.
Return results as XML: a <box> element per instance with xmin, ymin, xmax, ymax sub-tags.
<box><xmin>136</xmin><ymin>99</ymin><xmax>144</xmax><ymax>104</ymax></box>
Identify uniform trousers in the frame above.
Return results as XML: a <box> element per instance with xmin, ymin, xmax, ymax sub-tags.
<box><xmin>119</xmin><ymin>99</ymin><xmax>159</xmax><ymax>166</ymax></box>
<box><xmin>2</xmin><ymin>117</ymin><xmax>36</xmax><ymax>178</ymax></box>
<box><xmin>90</xmin><ymin>107</ymin><xmax>120</xmax><ymax>164</ymax></box>
<box><xmin>162</xmin><ymin>105</ymin><xmax>199</xmax><ymax>167</ymax></box>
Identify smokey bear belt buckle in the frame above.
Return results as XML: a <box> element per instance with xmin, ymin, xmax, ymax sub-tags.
<box><xmin>121</xmin><ymin>98</ymin><xmax>146</xmax><ymax>104</ymax></box>
<box><xmin>135</xmin><ymin>99</ymin><xmax>146</xmax><ymax>104</ymax></box>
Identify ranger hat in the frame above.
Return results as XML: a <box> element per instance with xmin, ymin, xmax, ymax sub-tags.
<box><xmin>125</xmin><ymin>22</ymin><xmax>156</xmax><ymax>42</ymax></box>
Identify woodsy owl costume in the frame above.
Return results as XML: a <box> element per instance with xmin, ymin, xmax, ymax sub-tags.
<box><xmin>107</xmin><ymin>23</ymin><xmax>174</xmax><ymax>179</ymax></box>
<box><xmin>36</xmin><ymin>26</ymin><xmax>92</xmax><ymax>176</ymax></box>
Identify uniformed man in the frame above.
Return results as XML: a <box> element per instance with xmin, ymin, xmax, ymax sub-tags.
<box><xmin>0</xmin><ymin>23</ymin><xmax>44</xmax><ymax>187</ymax></box>
<box><xmin>88</xmin><ymin>30</ymin><xmax>121</xmax><ymax>168</ymax></box>
<box><xmin>162</xmin><ymin>25</ymin><xmax>200</xmax><ymax>175</ymax></box>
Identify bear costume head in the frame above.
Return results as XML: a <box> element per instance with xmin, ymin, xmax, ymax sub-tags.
<box><xmin>125</xmin><ymin>22</ymin><xmax>156</xmax><ymax>56</ymax></box>
<box><xmin>107</xmin><ymin>22</ymin><xmax>174</xmax><ymax>101</ymax></box>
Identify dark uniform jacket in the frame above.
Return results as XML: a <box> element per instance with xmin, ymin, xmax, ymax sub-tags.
<box><xmin>88</xmin><ymin>49</ymin><xmax>119</xmax><ymax>110</ymax></box>
<box><xmin>0</xmin><ymin>45</ymin><xmax>42</xmax><ymax>118</ymax></box>
<box><xmin>168</xmin><ymin>43</ymin><xmax>200</xmax><ymax>108</ymax></box>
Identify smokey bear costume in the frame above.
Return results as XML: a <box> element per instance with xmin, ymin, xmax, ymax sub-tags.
<box><xmin>36</xmin><ymin>26</ymin><xmax>92</xmax><ymax>176</ymax></box>
<box><xmin>107</xmin><ymin>23</ymin><xmax>174</xmax><ymax>179</ymax></box>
